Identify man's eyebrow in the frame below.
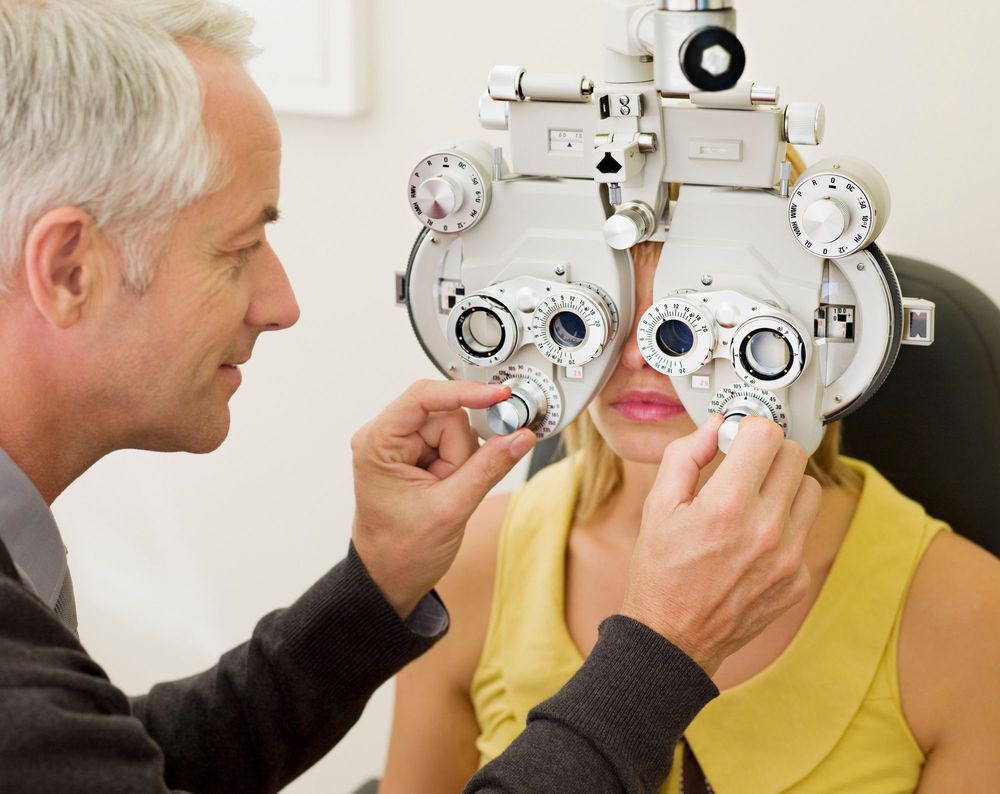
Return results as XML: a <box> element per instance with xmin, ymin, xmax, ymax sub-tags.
<box><xmin>230</xmin><ymin>206</ymin><xmax>281</xmax><ymax>239</ymax></box>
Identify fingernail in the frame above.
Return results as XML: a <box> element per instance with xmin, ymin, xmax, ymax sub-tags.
<box><xmin>509</xmin><ymin>431</ymin><xmax>535</xmax><ymax>459</ymax></box>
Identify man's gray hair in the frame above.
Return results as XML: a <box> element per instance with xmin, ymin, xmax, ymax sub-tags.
<box><xmin>0</xmin><ymin>0</ymin><xmax>260</xmax><ymax>293</ymax></box>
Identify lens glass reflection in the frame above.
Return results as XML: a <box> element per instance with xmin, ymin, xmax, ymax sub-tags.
<box><xmin>550</xmin><ymin>311</ymin><xmax>587</xmax><ymax>349</ymax></box>
<box><xmin>656</xmin><ymin>319</ymin><xmax>695</xmax><ymax>357</ymax></box>
<box><xmin>461</xmin><ymin>309</ymin><xmax>504</xmax><ymax>354</ymax></box>
<box><xmin>746</xmin><ymin>330</ymin><xmax>791</xmax><ymax>377</ymax></box>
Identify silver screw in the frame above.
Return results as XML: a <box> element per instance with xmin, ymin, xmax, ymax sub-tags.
<box><xmin>448</xmin><ymin>364</ymin><xmax>458</xmax><ymax>373</ymax></box>
<box><xmin>857</xmin><ymin>262</ymin><xmax>866</xmax><ymax>271</ymax></box>
<box><xmin>555</xmin><ymin>265</ymin><xmax>566</xmax><ymax>276</ymax></box>
<box><xmin>835</xmin><ymin>394</ymin><xmax>844</xmax><ymax>403</ymax></box>
<box><xmin>431</xmin><ymin>237</ymin><xmax>439</xmax><ymax>245</ymax></box>
<box><xmin>701</xmin><ymin>274</ymin><xmax>714</xmax><ymax>286</ymax></box>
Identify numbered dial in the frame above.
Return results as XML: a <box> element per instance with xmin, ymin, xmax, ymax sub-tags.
<box><xmin>730</xmin><ymin>314</ymin><xmax>810</xmax><ymax>391</ymax></box>
<box><xmin>637</xmin><ymin>297</ymin><xmax>716</xmax><ymax>376</ymax></box>
<box><xmin>573</xmin><ymin>282</ymin><xmax>620</xmax><ymax>341</ymax></box>
<box><xmin>709</xmin><ymin>384</ymin><xmax>789</xmax><ymax>452</ymax></box>
<box><xmin>408</xmin><ymin>151</ymin><xmax>490</xmax><ymax>234</ymax></box>
<box><xmin>788</xmin><ymin>160</ymin><xmax>889</xmax><ymax>258</ymax></box>
<box><xmin>531</xmin><ymin>286</ymin><xmax>615</xmax><ymax>367</ymax></box>
<box><xmin>488</xmin><ymin>364</ymin><xmax>563</xmax><ymax>439</ymax></box>
<box><xmin>447</xmin><ymin>295</ymin><xmax>519</xmax><ymax>367</ymax></box>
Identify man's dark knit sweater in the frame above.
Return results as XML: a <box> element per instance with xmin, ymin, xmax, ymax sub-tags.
<box><xmin>0</xmin><ymin>537</ymin><xmax>717</xmax><ymax>793</ymax></box>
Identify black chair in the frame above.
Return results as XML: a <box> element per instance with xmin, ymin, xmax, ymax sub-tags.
<box><xmin>529</xmin><ymin>255</ymin><xmax>1000</xmax><ymax>557</ymax></box>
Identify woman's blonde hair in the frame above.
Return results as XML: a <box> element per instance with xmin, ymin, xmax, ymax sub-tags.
<box><xmin>563</xmin><ymin>146</ymin><xmax>860</xmax><ymax>523</ymax></box>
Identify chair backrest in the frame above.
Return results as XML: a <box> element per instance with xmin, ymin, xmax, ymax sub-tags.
<box><xmin>529</xmin><ymin>255</ymin><xmax>1000</xmax><ymax>557</ymax></box>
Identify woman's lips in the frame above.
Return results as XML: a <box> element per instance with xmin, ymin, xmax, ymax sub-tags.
<box><xmin>610</xmin><ymin>390</ymin><xmax>687</xmax><ymax>423</ymax></box>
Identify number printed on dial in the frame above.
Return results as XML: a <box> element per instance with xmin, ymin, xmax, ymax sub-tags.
<box><xmin>408</xmin><ymin>152</ymin><xmax>489</xmax><ymax>234</ymax></box>
<box><xmin>788</xmin><ymin>173</ymin><xmax>874</xmax><ymax>258</ymax></box>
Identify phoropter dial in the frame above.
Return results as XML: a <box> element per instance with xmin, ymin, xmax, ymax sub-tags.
<box><xmin>788</xmin><ymin>157</ymin><xmax>891</xmax><ymax>259</ymax></box>
<box><xmin>637</xmin><ymin>296</ymin><xmax>716</xmax><ymax>376</ymax></box>
<box><xmin>574</xmin><ymin>281</ymin><xmax>620</xmax><ymax>341</ymax></box>
<box><xmin>709</xmin><ymin>384</ymin><xmax>789</xmax><ymax>454</ymax></box>
<box><xmin>408</xmin><ymin>145</ymin><xmax>492</xmax><ymax>234</ymax></box>
<box><xmin>487</xmin><ymin>365</ymin><xmax>563</xmax><ymax>439</ymax></box>
<box><xmin>531</xmin><ymin>285</ymin><xmax>616</xmax><ymax>368</ymax></box>
<box><xmin>447</xmin><ymin>295</ymin><xmax>519</xmax><ymax>367</ymax></box>
<box><xmin>730</xmin><ymin>312</ymin><xmax>810</xmax><ymax>391</ymax></box>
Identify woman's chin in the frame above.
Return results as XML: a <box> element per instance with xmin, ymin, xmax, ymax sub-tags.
<box><xmin>596</xmin><ymin>413</ymin><xmax>696</xmax><ymax>465</ymax></box>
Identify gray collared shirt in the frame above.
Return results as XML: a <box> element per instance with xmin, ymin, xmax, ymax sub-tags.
<box><xmin>0</xmin><ymin>447</ymin><xmax>66</xmax><ymax>609</ymax></box>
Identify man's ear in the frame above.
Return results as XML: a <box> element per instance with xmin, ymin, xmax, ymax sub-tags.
<box><xmin>23</xmin><ymin>207</ymin><xmax>108</xmax><ymax>328</ymax></box>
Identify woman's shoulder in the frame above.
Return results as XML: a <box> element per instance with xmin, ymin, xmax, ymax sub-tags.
<box><xmin>898</xmin><ymin>531</ymin><xmax>1000</xmax><ymax>754</ymax></box>
<box><xmin>442</xmin><ymin>490</ymin><xmax>514</xmax><ymax>603</ymax></box>
<box><xmin>432</xmin><ymin>490</ymin><xmax>515</xmax><ymax>686</ymax></box>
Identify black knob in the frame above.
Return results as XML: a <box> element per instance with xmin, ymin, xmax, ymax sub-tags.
<box><xmin>681</xmin><ymin>27</ymin><xmax>746</xmax><ymax>92</ymax></box>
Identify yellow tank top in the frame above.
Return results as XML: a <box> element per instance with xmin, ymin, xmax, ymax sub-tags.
<box><xmin>471</xmin><ymin>455</ymin><xmax>950</xmax><ymax>793</ymax></box>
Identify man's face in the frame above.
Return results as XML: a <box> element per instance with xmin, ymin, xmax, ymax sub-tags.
<box><xmin>95</xmin><ymin>44</ymin><xmax>299</xmax><ymax>453</ymax></box>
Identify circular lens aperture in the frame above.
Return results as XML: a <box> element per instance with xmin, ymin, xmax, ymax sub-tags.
<box><xmin>730</xmin><ymin>313</ymin><xmax>808</xmax><ymax>391</ymax></box>
<box><xmin>448</xmin><ymin>294</ymin><xmax>519</xmax><ymax>367</ymax></box>
<box><xmin>531</xmin><ymin>286</ymin><xmax>615</xmax><ymax>367</ymax></box>
<box><xmin>459</xmin><ymin>308</ymin><xmax>505</xmax><ymax>356</ymax></box>
<box><xmin>638</xmin><ymin>298</ymin><xmax>716</xmax><ymax>376</ymax></box>
<box><xmin>656</xmin><ymin>319</ymin><xmax>695</xmax><ymax>357</ymax></box>
<box><xmin>549</xmin><ymin>311</ymin><xmax>587</xmax><ymax>349</ymax></box>
<box><xmin>745</xmin><ymin>330</ymin><xmax>792</xmax><ymax>378</ymax></box>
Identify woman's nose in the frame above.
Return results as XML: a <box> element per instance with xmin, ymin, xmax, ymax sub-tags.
<box><xmin>620</xmin><ymin>304</ymin><xmax>653</xmax><ymax>371</ymax></box>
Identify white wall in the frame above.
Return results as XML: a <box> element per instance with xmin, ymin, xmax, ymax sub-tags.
<box><xmin>52</xmin><ymin>2</ymin><xmax>1000</xmax><ymax>793</ymax></box>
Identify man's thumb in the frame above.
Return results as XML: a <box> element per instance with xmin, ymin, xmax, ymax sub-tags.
<box><xmin>440</xmin><ymin>429</ymin><xmax>537</xmax><ymax>507</ymax></box>
<box><xmin>649</xmin><ymin>414</ymin><xmax>723</xmax><ymax>513</ymax></box>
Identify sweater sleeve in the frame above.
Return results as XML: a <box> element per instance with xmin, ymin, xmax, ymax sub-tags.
<box><xmin>0</xmin><ymin>539</ymin><xmax>444</xmax><ymax>794</ymax></box>
<box><xmin>464</xmin><ymin>615</ymin><xmax>719</xmax><ymax>794</ymax></box>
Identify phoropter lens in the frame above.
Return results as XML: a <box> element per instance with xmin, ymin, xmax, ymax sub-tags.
<box><xmin>744</xmin><ymin>330</ymin><xmax>792</xmax><ymax>379</ymax></box>
<box><xmin>549</xmin><ymin>311</ymin><xmax>587</xmax><ymax>349</ymax></box>
<box><xmin>458</xmin><ymin>308</ymin><xmax>505</xmax><ymax>356</ymax></box>
<box><xmin>656</xmin><ymin>319</ymin><xmax>695</xmax><ymax>357</ymax></box>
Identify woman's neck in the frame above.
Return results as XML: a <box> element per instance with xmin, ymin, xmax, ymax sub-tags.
<box><xmin>596</xmin><ymin>453</ymin><xmax>857</xmax><ymax>573</ymax></box>
<box><xmin>598</xmin><ymin>452</ymin><xmax>725</xmax><ymax>537</ymax></box>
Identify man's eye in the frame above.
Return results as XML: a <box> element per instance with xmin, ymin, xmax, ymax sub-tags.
<box><xmin>236</xmin><ymin>241</ymin><xmax>264</xmax><ymax>265</ymax></box>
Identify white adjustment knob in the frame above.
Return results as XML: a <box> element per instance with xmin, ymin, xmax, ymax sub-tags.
<box><xmin>717</xmin><ymin>415</ymin><xmax>743</xmax><ymax>455</ymax></box>
<box><xmin>487</xmin><ymin>381</ymin><xmax>547</xmax><ymax>435</ymax></box>
<box><xmin>479</xmin><ymin>91</ymin><xmax>510</xmax><ymax>131</ymax></box>
<box><xmin>603</xmin><ymin>202</ymin><xmax>657</xmax><ymax>251</ymax></box>
<box><xmin>802</xmin><ymin>197</ymin><xmax>850</xmax><ymax>244</ymax></box>
<box><xmin>784</xmin><ymin>102</ymin><xmax>826</xmax><ymax>146</ymax></box>
<box><xmin>716</xmin><ymin>399</ymin><xmax>774</xmax><ymax>455</ymax></box>
<box><xmin>416</xmin><ymin>176</ymin><xmax>462</xmax><ymax>221</ymax></box>
<box><xmin>488</xmin><ymin>65</ymin><xmax>525</xmax><ymax>102</ymax></box>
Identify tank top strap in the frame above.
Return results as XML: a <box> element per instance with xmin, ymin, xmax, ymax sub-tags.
<box><xmin>684</xmin><ymin>457</ymin><xmax>949</xmax><ymax>793</ymax></box>
<box><xmin>472</xmin><ymin>455</ymin><xmax>583</xmax><ymax>742</ymax></box>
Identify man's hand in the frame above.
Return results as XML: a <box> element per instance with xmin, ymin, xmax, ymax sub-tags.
<box><xmin>622</xmin><ymin>415</ymin><xmax>822</xmax><ymax>675</ymax></box>
<box><xmin>351</xmin><ymin>379</ymin><xmax>537</xmax><ymax>619</ymax></box>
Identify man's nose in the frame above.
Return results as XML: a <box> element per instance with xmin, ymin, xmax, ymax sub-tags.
<box><xmin>247</xmin><ymin>246</ymin><xmax>300</xmax><ymax>332</ymax></box>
